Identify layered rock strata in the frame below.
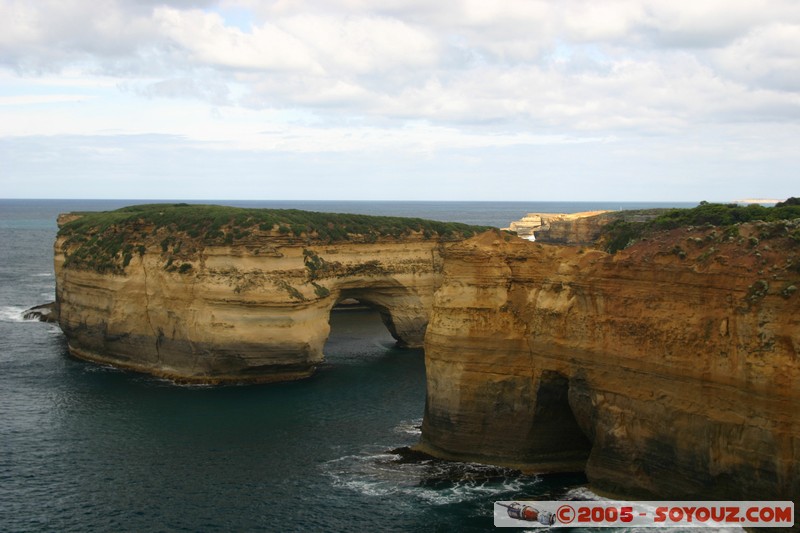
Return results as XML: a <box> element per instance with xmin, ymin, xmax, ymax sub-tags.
<box><xmin>419</xmin><ymin>225</ymin><xmax>799</xmax><ymax>501</ymax></box>
<box><xmin>54</xmin><ymin>207</ymin><xmax>479</xmax><ymax>383</ymax></box>
<box><xmin>54</xmin><ymin>203</ymin><xmax>800</xmax><ymax>502</ymax></box>
<box><xmin>504</xmin><ymin>211</ymin><xmax>611</xmax><ymax>242</ymax></box>
<box><xmin>505</xmin><ymin>210</ymin><xmax>661</xmax><ymax>244</ymax></box>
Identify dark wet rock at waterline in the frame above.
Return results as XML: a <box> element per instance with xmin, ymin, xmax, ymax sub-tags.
<box><xmin>23</xmin><ymin>302</ymin><xmax>58</xmax><ymax>323</ymax></box>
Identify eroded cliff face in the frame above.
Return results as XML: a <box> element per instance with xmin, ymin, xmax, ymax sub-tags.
<box><xmin>419</xmin><ymin>225</ymin><xmax>800</xmax><ymax>501</ymax></box>
<box><xmin>56</xmin><ymin>226</ymin><xmax>445</xmax><ymax>383</ymax></box>
<box><xmin>504</xmin><ymin>210</ymin><xmax>665</xmax><ymax>245</ymax></box>
<box><xmin>504</xmin><ymin>211</ymin><xmax>612</xmax><ymax>243</ymax></box>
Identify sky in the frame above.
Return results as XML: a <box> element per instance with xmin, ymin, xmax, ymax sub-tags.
<box><xmin>1</xmin><ymin>0</ymin><xmax>798</xmax><ymax>201</ymax></box>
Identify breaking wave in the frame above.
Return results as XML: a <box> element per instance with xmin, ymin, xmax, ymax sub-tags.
<box><xmin>323</xmin><ymin>419</ymin><xmax>539</xmax><ymax>507</ymax></box>
<box><xmin>0</xmin><ymin>306</ymin><xmax>27</xmax><ymax>322</ymax></box>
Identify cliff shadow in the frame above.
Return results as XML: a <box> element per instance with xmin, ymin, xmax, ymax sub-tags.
<box><xmin>323</xmin><ymin>301</ymin><xmax>397</xmax><ymax>358</ymax></box>
<box><xmin>327</xmin><ymin>286</ymin><xmax>428</xmax><ymax>349</ymax></box>
<box><xmin>523</xmin><ymin>370</ymin><xmax>593</xmax><ymax>469</ymax></box>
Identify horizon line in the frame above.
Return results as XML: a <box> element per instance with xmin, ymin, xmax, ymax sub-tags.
<box><xmin>0</xmin><ymin>197</ymin><xmax>737</xmax><ymax>204</ymax></box>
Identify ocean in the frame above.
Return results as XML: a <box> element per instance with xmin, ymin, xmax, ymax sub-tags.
<box><xmin>2</xmin><ymin>199</ymin><xmax>734</xmax><ymax>532</ymax></box>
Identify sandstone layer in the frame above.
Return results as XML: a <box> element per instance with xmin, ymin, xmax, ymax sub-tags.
<box><xmin>504</xmin><ymin>211</ymin><xmax>611</xmax><ymax>242</ymax></box>
<box><xmin>505</xmin><ymin>210</ymin><xmax>661</xmax><ymax>244</ymax></box>
<box><xmin>54</xmin><ymin>203</ymin><xmax>800</xmax><ymax>502</ymax></box>
<box><xmin>418</xmin><ymin>224</ymin><xmax>800</xmax><ymax>501</ymax></box>
<box><xmin>54</xmin><ymin>205</ymin><xmax>484</xmax><ymax>383</ymax></box>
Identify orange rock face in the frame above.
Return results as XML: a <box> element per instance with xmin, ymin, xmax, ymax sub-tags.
<box><xmin>419</xmin><ymin>225</ymin><xmax>800</xmax><ymax>500</ymax></box>
<box><xmin>56</xmin><ymin>231</ymin><xmax>447</xmax><ymax>384</ymax></box>
<box><xmin>504</xmin><ymin>210</ymin><xmax>613</xmax><ymax>243</ymax></box>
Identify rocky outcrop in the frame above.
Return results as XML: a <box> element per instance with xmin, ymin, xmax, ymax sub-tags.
<box><xmin>57</xmin><ymin>240</ymin><xmax>443</xmax><ymax>383</ymax></box>
<box><xmin>418</xmin><ymin>224</ymin><xmax>800</xmax><ymax>501</ymax></box>
<box><xmin>23</xmin><ymin>302</ymin><xmax>58</xmax><ymax>323</ymax></box>
<box><xmin>504</xmin><ymin>210</ymin><xmax>661</xmax><ymax>244</ymax></box>
<box><xmin>54</xmin><ymin>205</ymin><xmax>486</xmax><ymax>383</ymax></box>
<box><xmin>503</xmin><ymin>211</ymin><xmax>611</xmax><ymax>242</ymax></box>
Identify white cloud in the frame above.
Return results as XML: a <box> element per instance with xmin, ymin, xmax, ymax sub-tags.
<box><xmin>711</xmin><ymin>22</ymin><xmax>800</xmax><ymax>91</ymax></box>
<box><xmin>280</xmin><ymin>14</ymin><xmax>440</xmax><ymax>73</ymax></box>
<box><xmin>642</xmin><ymin>0</ymin><xmax>800</xmax><ymax>48</ymax></box>
<box><xmin>154</xmin><ymin>7</ymin><xmax>323</xmax><ymax>73</ymax></box>
<box><xmin>0</xmin><ymin>0</ymin><xmax>799</xmax><ymax>200</ymax></box>
<box><xmin>561</xmin><ymin>0</ymin><xmax>646</xmax><ymax>43</ymax></box>
<box><xmin>0</xmin><ymin>94</ymin><xmax>91</xmax><ymax>105</ymax></box>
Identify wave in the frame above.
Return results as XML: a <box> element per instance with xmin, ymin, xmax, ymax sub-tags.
<box><xmin>149</xmin><ymin>377</ymin><xmax>217</xmax><ymax>389</ymax></box>
<box><xmin>323</xmin><ymin>444</ymin><xmax>538</xmax><ymax>506</ymax></box>
<box><xmin>31</xmin><ymin>272</ymin><xmax>53</xmax><ymax>277</ymax></box>
<box><xmin>392</xmin><ymin>418</ymin><xmax>422</xmax><ymax>436</ymax></box>
<box><xmin>81</xmin><ymin>362</ymin><xmax>124</xmax><ymax>374</ymax></box>
<box><xmin>0</xmin><ymin>306</ymin><xmax>28</xmax><ymax>323</ymax></box>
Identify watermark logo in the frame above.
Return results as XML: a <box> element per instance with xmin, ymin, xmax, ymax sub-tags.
<box><xmin>494</xmin><ymin>501</ymin><xmax>794</xmax><ymax>528</ymax></box>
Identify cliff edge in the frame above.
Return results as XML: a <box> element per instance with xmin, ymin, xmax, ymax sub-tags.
<box><xmin>504</xmin><ymin>209</ymin><xmax>664</xmax><ymax>244</ymax></box>
<box><xmin>419</xmin><ymin>219</ymin><xmax>800</xmax><ymax>501</ymax></box>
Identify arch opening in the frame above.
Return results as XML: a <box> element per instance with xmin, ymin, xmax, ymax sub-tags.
<box><xmin>320</xmin><ymin>286</ymin><xmax>427</xmax><ymax>366</ymax></box>
<box><xmin>323</xmin><ymin>302</ymin><xmax>396</xmax><ymax>361</ymax></box>
<box><xmin>525</xmin><ymin>370</ymin><xmax>593</xmax><ymax>469</ymax></box>
<box><xmin>328</xmin><ymin>287</ymin><xmax>427</xmax><ymax>349</ymax></box>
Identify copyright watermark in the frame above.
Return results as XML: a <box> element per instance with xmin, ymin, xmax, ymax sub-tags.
<box><xmin>494</xmin><ymin>500</ymin><xmax>794</xmax><ymax>528</ymax></box>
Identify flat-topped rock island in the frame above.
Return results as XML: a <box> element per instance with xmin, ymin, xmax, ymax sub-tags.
<box><xmin>55</xmin><ymin>204</ymin><xmax>489</xmax><ymax>383</ymax></box>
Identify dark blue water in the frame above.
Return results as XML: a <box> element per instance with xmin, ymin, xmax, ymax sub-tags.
<box><xmin>0</xmin><ymin>199</ymin><xmax>698</xmax><ymax>532</ymax></box>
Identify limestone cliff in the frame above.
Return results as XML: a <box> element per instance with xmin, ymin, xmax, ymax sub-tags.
<box><xmin>55</xmin><ymin>202</ymin><xmax>800</xmax><ymax>502</ymax></box>
<box><xmin>504</xmin><ymin>210</ymin><xmax>661</xmax><ymax>244</ymax></box>
<box><xmin>55</xmin><ymin>204</ymin><xmax>488</xmax><ymax>383</ymax></box>
<box><xmin>419</xmin><ymin>222</ymin><xmax>800</xmax><ymax>501</ymax></box>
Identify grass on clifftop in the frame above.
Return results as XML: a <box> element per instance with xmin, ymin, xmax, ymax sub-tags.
<box><xmin>601</xmin><ymin>199</ymin><xmax>800</xmax><ymax>253</ymax></box>
<box><xmin>58</xmin><ymin>203</ymin><xmax>494</xmax><ymax>274</ymax></box>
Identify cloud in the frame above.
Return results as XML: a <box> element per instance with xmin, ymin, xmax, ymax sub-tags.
<box><xmin>154</xmin><ymin>7</ymin><xmax>324</xmax><ymax>73</ymax></box>
<box><xmin>120</xmin><ymin>77</ymin><xmax>231</xmax><ymax>105</ymax></box>
<box><xmin>3</xmin><ymin>127</ymin><xmax>797</xmax><ymax>201</ymax></box>
<box><xmin>711</xmin><ymin>22</ymin><xmax>800</xmax><ymax>91</ymax></box>
<box><xmin>0</xmin><ymin>94</ymin><xmax>91</xmax><ymax>105</ymax></box>
<box><xmin>0</xmin><ymin>0</ymin><xmax>799</xmax><ymax>197</ymax></box>
<box><xmin>642</xmin><ymin>0</ymin><xmax>800</xmax><ymax>49</ymax></box>
<box><xmin>0</xmin><ymin>0</ymin><xmax>157</xmax><ymax>71</ymax></box>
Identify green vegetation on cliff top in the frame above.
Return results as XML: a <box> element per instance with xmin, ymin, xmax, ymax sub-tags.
<box><xmin>58</xmin><ymin>201</ymin><xmax>800</xmax><ymax>273</ymax></box>
<box><xmin>601</xmin><ymin>199</ymin><xmax>800</xmax><ymax>253</ymax></box>
<box><xmin>58</xmin><ymin>203</ymin><xmax>494</xmax><ymax>274</ymax></box>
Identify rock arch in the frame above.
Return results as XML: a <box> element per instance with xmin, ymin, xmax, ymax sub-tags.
<box><xmin>330</xmin><ymin>282</ymin><xmax>428</xmax><ymax>349</ymax></box>
<box><xmin>56</xmin><ymin>236</ymin><xmax>444</xmax><ymax>384</ymax></box>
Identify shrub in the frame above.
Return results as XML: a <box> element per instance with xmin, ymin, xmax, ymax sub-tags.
<box><xmin>776</xmin><ymin>197</ymin><xmax>800</xmax><ymax>207</ymax></box>
<box><xmin>57</xmin><ymin>203</ymin><xmax>494</xmax><ymax>273</ymax></box>
<box><xmin>312</xmin><ymin>282</ymin><xmax>330</xmax><ymax>298</ymax></box>
<box><xmin>599</xmin><ymin>201</ymin><xmax>800</xmax><ymax>253</ymax></box>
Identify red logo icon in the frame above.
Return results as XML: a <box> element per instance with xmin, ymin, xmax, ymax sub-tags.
<box><xmin>557</xmin><ymin>504</ymin><xmax>576</xmax><ymax>524</ymax></box>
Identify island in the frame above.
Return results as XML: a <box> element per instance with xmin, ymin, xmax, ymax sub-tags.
<box><xmin>55</xmin><ymin>203</ymin><xmax>489</xmax><ymax>383</ymax></box>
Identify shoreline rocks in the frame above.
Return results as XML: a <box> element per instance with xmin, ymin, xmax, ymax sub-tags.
<box><xmin>23</xmin><ymin>302</ymin><xmax>58</xmax><ymax>323</ymax></box>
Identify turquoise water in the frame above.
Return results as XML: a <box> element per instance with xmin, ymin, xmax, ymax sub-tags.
<box><xmin>0</xmin><ymin>200</ymin><xmax>698</xmax><ymax>532</ymax></box>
